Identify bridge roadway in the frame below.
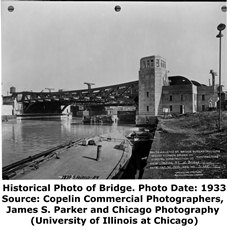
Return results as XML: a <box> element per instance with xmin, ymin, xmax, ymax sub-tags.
<box><xmin>4</xmin><ymin>80</ymin><xmax>139</xmax><ymax>114</ymax></box>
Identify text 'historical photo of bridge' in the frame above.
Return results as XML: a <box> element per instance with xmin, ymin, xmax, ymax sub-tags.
<box><xmin>1</xmin><ymin>1</ymin><xmax>227</xmax><ymax>180</ymax></box>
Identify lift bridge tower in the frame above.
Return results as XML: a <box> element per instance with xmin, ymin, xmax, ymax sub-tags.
<box><xmin>136</xmin><ymin>55</ymin><xmax>168</xmax><ymax>125</ymax></box>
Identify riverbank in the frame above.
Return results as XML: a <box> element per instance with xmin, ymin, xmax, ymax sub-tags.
<box><xmin>143</xmin><ymin>111</ymin><xmax>227</xmax><ymax>179</ymax></box>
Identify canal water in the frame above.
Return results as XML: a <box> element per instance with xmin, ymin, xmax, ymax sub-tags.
<box><xmin>2</xmin><ymin>118</ymin><xmax>134</xmax><ymax>167</ymax></box>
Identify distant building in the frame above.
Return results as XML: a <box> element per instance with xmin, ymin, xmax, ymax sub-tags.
<box><xmin>218</xmin><ymin>91</ymin><xmax>227</xmax><ymax>110</ymax></box>
<box><xmin>106</xmin><ymin>106</ymin><xmax>136</xmax><ymax>123</ymax></box>
<box><xmin>1</xmin><ymin>95</ymin><xmax>14</xmax><ymax>116</ymax></box>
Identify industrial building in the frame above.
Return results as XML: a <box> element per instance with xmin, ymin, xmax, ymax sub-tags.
<box><xmin>136</xmin><ymin>55</ymin><xmax>220</xmax><ymax>124</ymax></box>
<box><xmin>162</xmin><ymin>75</ymin><xmax>218</xmax><ymax>114</ymax></box>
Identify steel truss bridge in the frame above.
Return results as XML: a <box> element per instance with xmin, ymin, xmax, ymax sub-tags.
<box><xmin>4</xmin><ymin>81</ymin><xmax>139</xmax><ymax>114</ymax></box>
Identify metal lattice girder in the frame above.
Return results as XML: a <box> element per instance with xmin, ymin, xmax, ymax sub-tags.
<box><xmin>10</xmin><ymin>80</ymin><xmax>139</xmax><ymax>107</ymax></box>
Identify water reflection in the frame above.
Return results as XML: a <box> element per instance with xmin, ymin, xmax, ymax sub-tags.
<box><xmin>2</xmin><ymin>118</ymin><xmax>133</xmax><ymax>167</ymax></box>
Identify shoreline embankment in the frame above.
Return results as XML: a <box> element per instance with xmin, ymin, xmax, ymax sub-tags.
<box><xmin>142</xmin><ymin>112</ymin><xmax>227</xmax><ymax>179</ymax></box>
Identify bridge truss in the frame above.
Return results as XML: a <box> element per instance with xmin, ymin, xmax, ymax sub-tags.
<box><xmin>8</xmin><ymin>81</ymin><xmax>139</xmax><ymax>113</ymax></box>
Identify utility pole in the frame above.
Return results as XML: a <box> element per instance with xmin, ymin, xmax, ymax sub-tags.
<box><xmin>216</xmin><ymin>23</ymin><xmax>225</xmax><ymax>130</ymax></box>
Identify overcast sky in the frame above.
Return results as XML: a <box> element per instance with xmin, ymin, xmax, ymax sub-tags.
<box><xmin>1</xmin><ymin>1</ymin><xmax>226</xmax><ymax>94</ymax></box>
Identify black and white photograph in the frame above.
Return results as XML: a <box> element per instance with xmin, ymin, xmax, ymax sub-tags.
<box><xmin>1</xmin><ymin>1</ymin><xmax>227</xmax><ymax>180</ymax></box>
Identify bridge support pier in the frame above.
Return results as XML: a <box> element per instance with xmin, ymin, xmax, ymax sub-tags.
<box><xmin>136</xmin><ymin>115</ymin><xmax>158</xmax><ymax>126</ymax></box>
